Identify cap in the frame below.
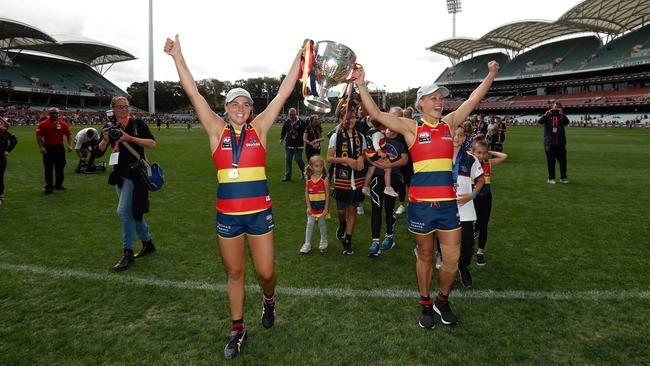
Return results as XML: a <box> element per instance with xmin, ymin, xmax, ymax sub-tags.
<box><xmin>415</xmin><ymin>83</ymin><xmax>449</xmax><ymax>112</ymax></box>
<box><xmin>225</xmin><ymin>88</ymin><xmax>253</xmax><ymax>104</ymax></box>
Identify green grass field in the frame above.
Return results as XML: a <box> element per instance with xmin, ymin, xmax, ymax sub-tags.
<box><xmin>1</xmin><ymin>124</ymin><xmax>649</xmax><ymax>365</ymax></box>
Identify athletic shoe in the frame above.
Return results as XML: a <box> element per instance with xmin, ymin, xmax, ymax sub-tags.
<box><xmin>342</xmin><ymin>241</ymin><xmax>354</xmax><ymax>255</ymax></box>
<box><xmin>261</xmin><ymin>297</ymin><xmax>276</xmax><ymax>329</ymax></box>
<box><xmin>547</xmin><ymin>179</ymin><xmax>556</xmax><ymax>184</ymax></box>
<box><xmin>357</xmin><ymin>206</ymin><xmax>364</xmax><ymax>215</ymax></box>
<box><xmin>318</xmin><ymin>240</ymin><xmax>328</xmax><ymax>252</ymax></box>
<box><xmin>380</xmin><ymin>236</ymin><xmax>395</xmax><ymax>252</ymax></box>
<box><xmin>383</xmin><ymin>186</ymin><xmax>398</xmax><ymax>197</ymax></box>
<box><xmin>435</xmin><ymin>250</ymin><xmax>442</xmax><ymax>270</ymax></box>
<box><xmin>476</xmin><ymin>252</ymin><xmax>486</xmax><ymax>266</ymax></box>
<box><xmin>434</xmin><ymin>299</ymin><xmax>458</xmax><ymax>325</ymax></box>
<box><xmin>223</xmin><ymin>328</ymin><xmax>247</xmax><ymax>360</ymax></box>
<box><xmin>300</xmin><ymin>243</ymin><xmax>311</xmax><ymax>254</ymax></box>
<box><xmin>336</xmin><ymin>224</ymin><xmax>345</xmax><ymax>241</ymax></box>
<box><xmin>395</xmin><ymin>204</ymin><xmax>406</xmax><ymax>215</ymax></box>
<box><xmin>458</xmin><ymin>266</ymin><xmax>473</xmax><ymax>288</ymax></box>
<box><xmin>362</xmin><ymin>186</ymin><xmax>371</xmax><ymax>197</ymax></box>
<box><xmin>419</xmin><ymin>305</ymin><xmax>435</xmax><ymax>329</ymax></box>
<box><xmin>368</xmin><ymin>242</ymin><xmax>381</xmax><ymax>257</ymax></box>
<box><xmin>560</xmin><ymin>178</ymin><xmax>569</xmax><ymax>184</ymax></box>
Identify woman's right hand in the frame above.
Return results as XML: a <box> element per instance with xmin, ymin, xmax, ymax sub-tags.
<box><xmin>164</xmin><ymin>34</ymin><xmax>181</xmax><ymax>59</ymax></box>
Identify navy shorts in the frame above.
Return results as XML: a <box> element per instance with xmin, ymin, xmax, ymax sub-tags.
<box><xmin>216</xmin><ymin>207</ymin><xmax>274</xmax><ymax>238</ymax></box>
<box><xmin>407</xmin><ymin>200</ymin><xmax>460</xmax><ymax>235</ymax></box>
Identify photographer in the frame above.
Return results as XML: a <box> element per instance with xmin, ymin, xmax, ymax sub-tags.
<box><xmin>74</xmin><ymin>127</ymin><xmax>99</xmax><ymax>173</ymax></box>
<box><xmin>538</xmin><ymin>102</ymin><xmax>570</xmax><ymax>184</ymax></box>
<box><xmin>96</xmin><ymin>97</ymin><xmax>157</xmax><ymax>271</ymax></box>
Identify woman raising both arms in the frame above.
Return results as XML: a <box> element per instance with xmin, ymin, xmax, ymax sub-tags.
<box><xmin>165</xmin><ymin>35</ymin><xmax>302</xmax><ymax>359</ymax></box>
<box><xmin>352</xmin><ymin>61</ymin><xmax>499</xmax><ymax>329</ymax></box>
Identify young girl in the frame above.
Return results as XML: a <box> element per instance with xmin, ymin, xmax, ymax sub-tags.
<box><xmin>362</xmin><ymin>120</ymin><xmax>398</xmax><ymax>198</ymax></box>
<box><xmin>301</xmin><ymin>155</ymin><xmax>330</xmax><ymax>254</ymax></box>
<box><xmin>470</xmin><ymin>135</ymin><xmax>508</xmax><ymax>266</ymax></box>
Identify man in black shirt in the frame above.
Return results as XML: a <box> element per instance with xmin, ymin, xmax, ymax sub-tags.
<box><xmin>537</xmin><ymin>102</ymin><xmax>569</xmax><ymax>184</ymax></box>
<box><xmin>279</xmin><ymin>108</ymin><xmax>306</xmax><ymax>181</ymax></box>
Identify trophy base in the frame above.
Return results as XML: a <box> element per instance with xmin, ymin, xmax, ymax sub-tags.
<box><xmin>304</xmin><ymin>96</ymin><xmax>331</xmax><ymax>113</ymax></box>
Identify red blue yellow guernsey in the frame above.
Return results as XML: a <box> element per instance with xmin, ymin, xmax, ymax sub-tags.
<box><xmin>408</xmin><ymin>118</ymin><xmax>456</xmax><ymax>202</ymax></box>
<box><xmin>478</xmin><ymin>160</ymin><xmax>491</xmax><ymax>194</ymax></box>
<box><xmin>213</xmin><ymin>125</ymin><xmax>272</xmax><ymax>215</ymax></box>
<box><xmin>307</xmin><ymin>176</ymin><xmax>326</xmax><ymax>217</ymax></box>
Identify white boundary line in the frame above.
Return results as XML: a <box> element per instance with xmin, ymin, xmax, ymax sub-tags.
<box><xmin>2</xmin><ymin>262</ymin><xmax>649</xmax><ymax>300</ymax></box>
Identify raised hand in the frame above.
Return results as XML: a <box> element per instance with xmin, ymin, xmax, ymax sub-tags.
<box><xmin>487</xmin><ymin>60</ymin><xmax>500</xmax><ymax>74</ymax></box>
<box><xmin>164</xmin><ymin>34</ymin><xmax>181</xmax><ymax>59</ymax></box>
<box><xmin>351</xmin><ymin>64</ymin><xmax>365</xmax><ymax>85</ymax></box>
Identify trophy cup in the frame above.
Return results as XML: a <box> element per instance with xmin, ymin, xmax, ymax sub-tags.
<box><xmin>303</xmin><ymin>41</ymin><xmax>357</xmax><ymax>113</ymax></box>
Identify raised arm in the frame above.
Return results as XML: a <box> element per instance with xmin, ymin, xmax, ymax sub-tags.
<box><xmin>251</xmin><ymin>49</ymin><xmax>303</xmax><ymax>135</ymax></box>
<box><xmin>352</xmin><ymin>66</ymin><xmax>415</xmax><ymax>139</ymax></box>
<box><xmin>488</xmin><ymin>151</ymin><xmax>508</xmax><ymax>166</ymax></box>
<box><xmin>445</xmin><ymin>61</ymin><xmax>499</xmax><ymax>130</ymax></box>
<box><xmin>164</xmin><ymin>34</ymin><xmax>224</xmax><ymax>137</ymax></box>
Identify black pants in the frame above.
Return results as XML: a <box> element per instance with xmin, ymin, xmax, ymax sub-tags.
<box><xmin>458</xmin><ymin>221</ymin><xmax>475</xmax><ymax>269</ymax></box>
<box><xmin>369</xmin><ymin>176</ymin><xmax>397</xmax><ymax>239</ymax></box>
<box><xmin>43</xmin><ymin>144</ymin><xmax>66</xmax><ymax>189</ymax></box>
<box><xmin>305</xmin><ymin>146</ymin><xmax>321</xmax><ymax>161</ymax></box>
<box><xmin>0</xmin><ymin>161</ymin><xmax>6</xmax><ymax>196</ymax></box>
<box><xmin>544</xmin><ymin>145</ymin><xmax>567</xmax><ymax>180</ymax></box>
<box><xmin>474</xmin><ymin>193</ymin><xmax>492</xmax><ymax>250</ymax></box>
<box><xmin>76</xmin><ymin>143</ymin><xmax>97</xmax><ymax>170</ymax></box>
<box><xmin>398</xmin><ymin>165</ymin><xmax>412</xmax><ymax>203</ymax></box>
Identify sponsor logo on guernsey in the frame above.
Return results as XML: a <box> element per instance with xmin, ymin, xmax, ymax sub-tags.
<box><xmin>265</xmin><ymin>195</ymin><xmax>271</xmax><ymax>202</ymax></box>
<box><xmin>221</xmin><ymin>137</ymin><xmax>232</xmax><ymax>150</ymax></box>
<box><xmin>418</xmin><ymin>131</ymin><xmax>431</xmax><ymax>144</ymax></box>
<box><xmin>442</xmin><ymin>130</ymin><xmax>452</xmax><ymax>141</ymax></box>
<box><xmin>245</xmin><ymin>136</ymin><xmax>261</xmax><ymax>148</ymax></box>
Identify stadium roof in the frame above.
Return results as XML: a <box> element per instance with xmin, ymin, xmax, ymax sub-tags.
<box><xmin>0</xmin><ymin>17</ymin><xmax>56</xmax><ymax>48</ymax></box>
<box><xmin>428</xmin><ymin>0</ymin><xmax>650</xmax><ymax>60</ymax></box>
<box><xmin>0</xmin><ymin>18</ymin><xmax>135</xmax><ymax>66</ymax></box>
<box><xmin>559</xmin><ymin>0</ymin><xmax>650</xmax><ymax>34</ymax></box>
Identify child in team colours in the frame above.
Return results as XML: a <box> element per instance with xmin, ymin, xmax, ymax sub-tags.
<box><xmin>470</xmin><ymin>135</ymin><xmax>508</xmax><ymax>266</ymax></box>
<box><xmin>301</xmin><ymin>155</ymin><xmax>330</xmax><ymax>254</ymax></box>
<box><xmin>362</xmin><ymin>120</ymin><xmax>398</xmax><ymax>198</ymax></box>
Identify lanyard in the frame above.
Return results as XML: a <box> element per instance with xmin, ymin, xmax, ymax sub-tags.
<box><xmin>228</xmin><ymin>123</ymin><xmax>247</xmax><ymax>169</ymax></box>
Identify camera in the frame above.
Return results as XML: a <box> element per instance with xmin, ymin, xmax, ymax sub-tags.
<box><xmin>105</xmin><ymin>110</ymin><xmax>123</xmax><ymax>141</ymax></box>
<box><xmin>550</xmin><ymin>109</ymin><xmax>561</xmax><ymax>116</ymax></box>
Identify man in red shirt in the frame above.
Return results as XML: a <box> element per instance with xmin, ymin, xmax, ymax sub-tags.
<box><xmin>36</xmin><ymin>107</ymin><xmax>72</xmax><ymax>193</ymax></box>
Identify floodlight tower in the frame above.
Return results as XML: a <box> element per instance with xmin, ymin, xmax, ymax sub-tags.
<box><xmin>446</xmin><ymin>0</ymin><xmax>462</xmax><ymax>38</ymax></box>
<box><xmin>148</xmin><ymin>0</ymin><xmax>155</xmax><ymax>114</ymax></box>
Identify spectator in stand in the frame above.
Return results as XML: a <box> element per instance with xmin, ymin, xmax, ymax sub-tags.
<box><xmin>0</xmin><ymin>116</ymin><xmax>18</xmax><ymax>205</ymax></box>
<box><xmin>303</xmin><ymin>114</ymin><xmax>324</xmax><ymax>159</ymax></box>
<box><xmin>280</xmin><ymin>108</ymin><xmax>306</xmax><ymax>181</ymax></box>
<box><xmin>36</xmin><ymin>107</ymin><xmax>72</xmax><ymax>194</ymax></box>
<box><xmin>538</xmin><ymin>102</ymin><xmax>570</xmax><ymax>184</ymax></box>
<box><xmin>74</xmin><ymin>127</ymin><xmax>99</xmax><ymax>173</ymax></box>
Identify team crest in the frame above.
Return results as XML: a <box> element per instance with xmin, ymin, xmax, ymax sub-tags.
<box><xmin>418</xmin><ymin>131</ymin><xmax>431</xmax><ymax>144</ymax></box>
<box><xmin>221</xmin><ymin>136</ymin><xmax>232</xmax><ymax>149</ymax></box>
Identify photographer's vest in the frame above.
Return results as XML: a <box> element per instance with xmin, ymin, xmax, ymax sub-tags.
<box><xmin>408</xmin><ymin>118</ymin><xmax>455</xmax><ymax>202</ymax></box>
<box><xmin>213</xmin><ymin>124</ymin><xmax>272</xmax><ymax>215</ymax></box>
<box><xmin>333</xmin><ymin>129</ymin><xmax>364</xmax><ymax>191</ymax></box>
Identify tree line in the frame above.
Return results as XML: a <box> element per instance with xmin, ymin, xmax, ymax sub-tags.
<box><xmin>127</xmin><ymin>76</ymin><xmax>419</xmax><ymax>114</ymax></box>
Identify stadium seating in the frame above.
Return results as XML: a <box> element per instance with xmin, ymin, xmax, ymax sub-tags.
<box><xmin>582</xmin><ymin>25</ymin><xmax>650</xmax><ymax>70</ymax></box>
<box><xmin>436</xmin><ymin>52</ymin><xmax>509</xmax><ymax>84</ymax></box>
<box><xmin>500</xmin><ymin>37</ymin><xmax>601</xmax><ymax>78</ymax></box>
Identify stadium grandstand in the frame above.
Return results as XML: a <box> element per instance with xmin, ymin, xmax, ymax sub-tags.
<box><xmin>0</xmin><ymin>17</ymin><xmax>134</xmax><ymax>119</ymax></box>
<box><xmin>428</xmin><ymin>0</ymin><xmax>650</xmax><ymax>127</ymax></box>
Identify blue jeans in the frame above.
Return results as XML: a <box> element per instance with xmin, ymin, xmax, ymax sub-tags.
<box><xmin>116</xmin><ymin>177</ymin><xmax>152</xmax><ymax>250</ymax></box>
<box><xmin>284</xmin><ymin>146</ymin><xmax>305</xmax><ymax>179</ymax></box>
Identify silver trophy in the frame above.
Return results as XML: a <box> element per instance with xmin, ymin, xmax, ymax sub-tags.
<box><xmin>304</xmin><ymin>41</ymin><xmax>357</xmax><ymax>113</ymax></box>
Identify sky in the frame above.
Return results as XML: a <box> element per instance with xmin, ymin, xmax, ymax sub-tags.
<box><xmin>4</xmin><ymin>0</ymin><xmax>584</xmax><ymax>93</ymax></box>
